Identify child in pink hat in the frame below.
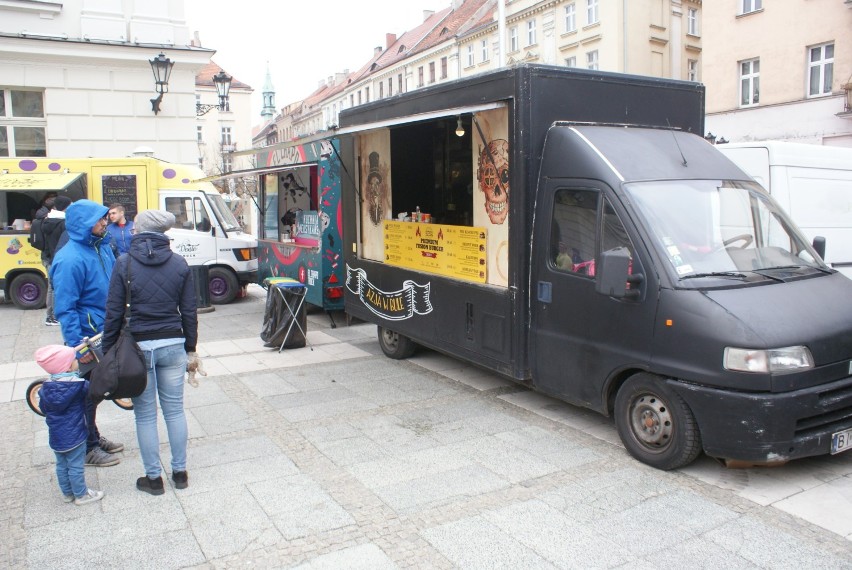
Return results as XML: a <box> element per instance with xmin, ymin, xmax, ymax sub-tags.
<box><xmin>34</xmin><ymin>345</ymin><xmax>104</xmax><ymax>506</ymax></box>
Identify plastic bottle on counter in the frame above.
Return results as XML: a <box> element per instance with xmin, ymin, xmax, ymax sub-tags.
<box><xmin>415</xmin><ymin>206</ymin><xmax>421</xmax><ymax>222</ymax></box>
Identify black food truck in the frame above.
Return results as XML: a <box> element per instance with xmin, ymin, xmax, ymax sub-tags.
<box><xmin>337</xmin><ymin>64</ymin><xmax>852</xmax><ymax>470</ymax></box>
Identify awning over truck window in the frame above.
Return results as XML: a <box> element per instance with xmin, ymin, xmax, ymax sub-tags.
<box><xmin>0</xmin><ymin>172</ymin><xmax>85</xmax><ymax>192</ymax></box>
<box><xmin>199</xmin><ymin>161</ymin><xmax>317</xmax><ymax>183</ymax></box>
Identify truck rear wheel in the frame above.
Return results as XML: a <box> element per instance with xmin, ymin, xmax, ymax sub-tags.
<box><xmin>614</xmin><ymin>373</ymin><xmax>702</xmax><ymax>470</ymax></box>
<box><xmin>208</xmin><ymin>267</ymin><xmax>238</xmax><ymax>304</ymax></box>
<box><xmin>377</xmin><ymin>326</ymin><xmax>416</xmax><ymax>359</ymax></box>
<box><xmin>10</xmin><ymin>273</ymin><xmax>47</xmax><ymax>310</ymax></box>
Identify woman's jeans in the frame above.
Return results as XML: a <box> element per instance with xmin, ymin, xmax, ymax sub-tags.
<box><xmin>55</xmin><ymin>441</ymin><xmax>87</xmax><ymax>498</ymax></box>
<box><xmin>133</xmin><ymin>340</ymin><xmax>188</xmax><ymax>479</ymax></box>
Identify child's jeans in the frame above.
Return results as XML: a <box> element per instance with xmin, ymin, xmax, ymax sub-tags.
<box><xmin>55</xmin><ymin>442</ymin><xmax>87</xmax><ymax>498</ymax></box>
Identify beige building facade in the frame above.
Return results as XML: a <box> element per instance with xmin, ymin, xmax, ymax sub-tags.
<box><xmin>703</xmin><ymin>0</ymin><xmax>852</xmax><ymax>146</ymax></box>
<box><xmin>266</xmin><ymin>0</ymin><xmax>703</xmax><ymax>144</ymax></box>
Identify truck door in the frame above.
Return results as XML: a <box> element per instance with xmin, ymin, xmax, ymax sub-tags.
<box><xmin>530</xmin><ymin>181</ymin><xmax>656</xmax><ymax>411</ymax></box>
<box><xmin>162</xmin><ymin>194</ymin><xmax>216</xmax><ymax>266</ymax></box>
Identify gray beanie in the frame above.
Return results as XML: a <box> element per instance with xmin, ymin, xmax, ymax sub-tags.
<box><xmin>134</xmin><ymin>210</ymin><xmax>175</xmax><ymax>234</ymax></box>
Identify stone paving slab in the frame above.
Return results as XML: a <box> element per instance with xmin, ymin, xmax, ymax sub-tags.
<box><xmin>3</xmin><ymin>286</ymin><xmax>852</xmax><ymax>568</ymax></box>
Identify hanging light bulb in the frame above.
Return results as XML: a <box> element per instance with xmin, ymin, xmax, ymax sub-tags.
<box><xmin>455</xmin><ymin>116</ymin><xmax>465</xmax><ymax>137</ymax></box>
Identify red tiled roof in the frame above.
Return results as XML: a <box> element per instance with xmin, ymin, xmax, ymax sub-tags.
<box><xmin>196</xmin><ymin>60</ymin><xmax>252</xmax><ymax>90</ymax></box>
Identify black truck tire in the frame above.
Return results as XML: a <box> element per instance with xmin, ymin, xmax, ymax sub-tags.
<box><xmin>10</xmin><ymin>273</ymin><xmax>47</xmax><ymax>310</ymax></box>
<box><xmin>614</xmin><ymin>373</ymin><xmax>702</xmax><ymax>470</ymax></box>
<box><xmin>208</xmin><ymin>267</ymin><xmax>239</xmax><ymax>304</ymax></box>
<box><xmin>377</xmin><ymin>326</ymin><xmax>416</xmax><ymax>359</ymax></box>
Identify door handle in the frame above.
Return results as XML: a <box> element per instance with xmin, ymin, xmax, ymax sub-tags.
<box><xmin>537</xmin><ymin>281</ymin><xmax>552</xmax><ymax>303</ymax></box>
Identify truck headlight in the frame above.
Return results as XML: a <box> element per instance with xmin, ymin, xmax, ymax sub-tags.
<box><xmin>723</xmin><ymin>346</ymin><xmax>814</xmax><ymax>374</ymax></box>
<box><xmin>232</xmin><ymin>247</ymin><xmax>257</xmax><ymax>261</ymax></box>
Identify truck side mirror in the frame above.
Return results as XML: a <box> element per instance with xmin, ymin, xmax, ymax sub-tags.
<box><xmin>596</xmin><ymin>247</ymin><xmax>632</xmax><ymax>299</ymax></box>
<box><xmin>812</xmin><ymin>236</ymin><xmax>826</xmax><ymax>260</ymax></box>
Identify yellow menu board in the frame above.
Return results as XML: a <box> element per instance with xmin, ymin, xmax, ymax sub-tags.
<box><xmin>384</xmin><ymin>220</ymin><xmax>487</xmax><ymax>283</ymax></box>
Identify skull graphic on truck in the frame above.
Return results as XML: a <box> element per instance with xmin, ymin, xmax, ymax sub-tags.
<box><xmin>477</xmin><ymin>139</ymin><xmax>509</xmax><ymax>225</ymax></box>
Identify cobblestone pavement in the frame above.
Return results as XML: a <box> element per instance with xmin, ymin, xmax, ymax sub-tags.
<box><xmin>1</xmin><ymin>285</ymin><xmax>851</xmax><ymax>568</ymax></box>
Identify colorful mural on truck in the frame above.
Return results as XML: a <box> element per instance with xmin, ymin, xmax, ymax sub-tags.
<box><xmin>256</xmin><ymin>139</ymin><xmax>345</xmax><ymax>311</ymax></box>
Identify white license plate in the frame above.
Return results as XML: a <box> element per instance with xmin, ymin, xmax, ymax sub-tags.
<box><xmin>830</xmin><ymin>428</ymin><xmax>852</xmax><ymax>455</ymax></box>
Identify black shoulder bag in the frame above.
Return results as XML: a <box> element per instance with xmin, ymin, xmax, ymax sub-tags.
<box><xmin>89</xmin><ymin>257</ymin><xmax>148</xmax><ymax>401</ymax></box>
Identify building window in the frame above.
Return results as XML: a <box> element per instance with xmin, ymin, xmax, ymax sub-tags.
<box><xmin>197</xmin><ymin>125</ymin><xmax>203</xmax><ymax>143</ymax></box>
<box><xmin>688</xmin><ymin>59</ymin><xmax>698</xmax><ymax>82</ymax></box>
<box><xmin>740</xmin><ymin>58</ymin><xmax>760</xmax><ymax>106</ymax></box>
<box><xmin>418</xmin><ymin>66</ymin><xmax>424</xmax><ymax>87</ymax></box>
<box><xmin>586</xmin><ymin>50</ymin><xmax>599</xmax><ymax>70</ymax></box>
<box><xmin>365</xmin><ymin>86</ymin><xmax>370</xmax><ymax>103</ymax></box>
<box><xmin>441</xmin><ymin>57</ymin><xmax>448</xmax><ymax>79</ymax></box>
<box><xmin>565</xmin><ymin>56</ymin><xmax>577</xmax><ymax>68</ymax></box>
<box><xmin>0</xmin><ymin>89</ymin><xmax>46</xmax><ymax>157</ymax></box>
<box><xmin>741</xmin><ymin>0</ymin><xmax>762</xmax><ymax>14</ymax></box>
<box><xmin>388</xmin><ymin>78</ymin><xmax>393</xmax><ymax>96</ymax></box>
<box><xmin>358</xmin><ymin>91</ymin><xmax>362</xmax><ymax>105</ymax></box>
<box><xmin>481</xmin><ymin>40</ymin><xmax>489</xmax><ymax>62</ymax></box>
<box><xmin>565</xmin><ymin>3</ymin><xmax>576</xmax><ymax>32</ymax></box>
<box><xmin>429</xmin><ymin>61</ymin><xmax>436</xmax><ymax>83</ymax></box>
<box><xmin>350</xmin><ymin>94</ymin><xmax>355</xmax><ymax>107</ymax></box>
<box><xmin>808</xmin><ymin>43</ymin><xmax>834</xmax><ymax>97</ymax></box>
<box><xmin>220</xmin><ymin>126</ymin><xmax>232</xmax><ymax>146</ymax></box>
<box><xmin>223</xmin><ymin>155</ymin><xmax>232</xmax><ymax>173</ymax></box>
<box><xmin>527</xmin><ymin>20</ymin><xmax>537</xmax><ymax>45</ymax></box>
<box><xmin>398</xmin><ymin>73</ymin><xmax>404</xmax><ymax>93</ymax></box>
<box><xmin>687</xmin><ymin>8</ymin><xmax>699</xmax><ymax>35</ymax></box>
<box><xmin>379</xmin><ymin>82</ymin><xmax>384</xmax><ymax>99</ymax></box>
<box><xmin>587</xmin><ymin>0</ymin><xmax>599</xmax><ymax>25</ymax></box>
<box><xmin>467</xmin><ymin>44</ymin><xmax>474</xmax><ymax>67</ymax></box>
<box><xmin>510</xmin><ymin>26</ymin><xmax>518</xmax><ymax>51</ymax></box>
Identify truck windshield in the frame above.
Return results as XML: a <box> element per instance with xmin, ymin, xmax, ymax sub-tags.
<box><xmin>207</xmin><ymin>193</ymin><xmax>242</xmax><ymax>232</ymax></box>
<box><xmin>624</xmin><ymin>180</ymin><xmax>828</xmax><ymax>286</ymax></box>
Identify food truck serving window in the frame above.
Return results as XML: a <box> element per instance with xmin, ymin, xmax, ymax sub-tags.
<box><xmin>357</xmin><ymin>106</ymin><xmax>510</xmax><ymax>287</ymax></box>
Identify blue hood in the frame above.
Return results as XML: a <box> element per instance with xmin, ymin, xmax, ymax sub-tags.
<box><xmin>65</xmin><ymin>199</ymin><xmax>108</xmax><ymax>244</ymax></box>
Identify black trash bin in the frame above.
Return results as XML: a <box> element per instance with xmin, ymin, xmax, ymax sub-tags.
<box><xmin>260</xmin><ymin>281</ymin><xmax>307</xmax><ymax>350</ymax></box>
<box><xmin>191</xmin><ymin>265</ymin><xmax>215</xmax><ymax>314</ymax></box>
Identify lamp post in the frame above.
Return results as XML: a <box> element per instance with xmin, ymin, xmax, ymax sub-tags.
<box><xmin>149</xmin><ymin>52</ymin><xmax>174</xmax><ymax>115</ymax></box>
<box><xmin>197</xmin><ymin>71</ymin><xmax>233</xmax><ymax>116</ymax></box>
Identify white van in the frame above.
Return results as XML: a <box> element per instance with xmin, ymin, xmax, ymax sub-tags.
<box><xmin>718</xmin><ymin>142</ymin><xmax>852</xmax><ymax>277</ymax></box>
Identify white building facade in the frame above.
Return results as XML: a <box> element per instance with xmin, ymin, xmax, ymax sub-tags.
<box><xmin>1</xmin><ymin>0</ymin><xmax>212</xmax><ymax>164</ymax></box>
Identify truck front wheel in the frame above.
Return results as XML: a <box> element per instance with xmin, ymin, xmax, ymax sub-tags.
<box><xmin>377</xmin><ymin>326</ymin><xmax>416</xmax><ymax>359</ymax></box>
<box><xmin>614</xmin><ymin>373</ymin><xmax>702</xmax><ymax>470</ymax></box>
<box><xmin>208</xmin><ymin>267</ymin><xmax>239</xmax><ymax>304</ymax></box>
<box><xmin>9</xmin><ymin>273</ymin><xmax>47</xmax><ymax>310</ymax></box>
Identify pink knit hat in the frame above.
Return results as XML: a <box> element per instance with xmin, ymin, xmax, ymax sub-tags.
<box><xmin>34</xmin><ymin>345</ymin><xmax>77</xmax><ymax>375</ymax></box>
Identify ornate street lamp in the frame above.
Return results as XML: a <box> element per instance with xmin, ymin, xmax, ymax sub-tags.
<box><xmin>197</xmin><ymin>71</ymin><xmax>233</xmax><ymax>116</ymax></box>
<box><xmin>149</xmin><ymin>52</ymin><xmax>174</xmax><ymax>115</ymax></box>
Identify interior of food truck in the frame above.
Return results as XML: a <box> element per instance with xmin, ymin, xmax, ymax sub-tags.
<box><xmin>388</xmin><ymin>116</ymin><xmax>474</xmax><ymax>226</ymax></box>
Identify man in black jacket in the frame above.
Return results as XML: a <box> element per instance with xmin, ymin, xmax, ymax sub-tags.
<box><xmin>41</xmin><ymin>195</ymin><xmax>72</xmax><ymax>326</ymax></box>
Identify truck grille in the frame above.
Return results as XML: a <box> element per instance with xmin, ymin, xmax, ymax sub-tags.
<box><xmin>794</xmin><ymin>382</ymin><xmax>852</xmax><ymax>437</ymax></box>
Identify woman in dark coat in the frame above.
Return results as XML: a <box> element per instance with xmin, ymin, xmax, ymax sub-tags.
<box><xmin>102</xmin><ymin>209</ymin><xmax>200</xmax><ymax>495</ymax></box>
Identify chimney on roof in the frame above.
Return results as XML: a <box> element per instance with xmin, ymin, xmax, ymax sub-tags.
<box><xmin>423</xmin><ymin>10</ymin><xmax>434</xmax><ymax>21</ymax></box>
<box><xmin>386</xmin><ymin>33</ymin><xmax>397</xmax><ymax>49</ymax></box>
<box><xmin>451</xmin><ymin>0</ymin><xmax>464</xmax><ymax>8</ymax></box>
<box><xmin>335</xmin><ymin>71</ymin><xmax>347</xmax><ymax>83</ymax></box>
<box><xmin>192</xmin><ymin>31</ymin><xmax>202</xmax><ymax>47</ymax></box>
<box><xmin>374</xmin><ymin>46</ymin><xmax>382</xmax><ymax>56</ymax></box>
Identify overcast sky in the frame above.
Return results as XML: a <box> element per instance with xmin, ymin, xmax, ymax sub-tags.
<box><xmin>183</xmin><ymin>1</ymin><xmax>450</xmax><ymax>123</ymax></box>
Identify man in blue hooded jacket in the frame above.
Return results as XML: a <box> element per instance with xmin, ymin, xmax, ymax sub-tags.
<box><xmin>49</xmin><ymin>199</ymin><xmax>124</xmax><ymax>467</ymax></box>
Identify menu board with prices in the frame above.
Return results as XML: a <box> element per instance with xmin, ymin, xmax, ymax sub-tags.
<box><xmin>383</xmin><ymin>220</ymin><xmax>487</xmax><ymax>283</ymax></box>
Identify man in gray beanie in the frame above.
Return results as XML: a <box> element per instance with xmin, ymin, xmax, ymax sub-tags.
<box><xmin>133</xmin><ymin>210</ymin><xmax>175</xmax><ymax>234</ymax></box>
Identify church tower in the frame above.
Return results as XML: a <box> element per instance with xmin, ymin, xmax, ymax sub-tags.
<box><xmin>260</xmin><ymin>63</ymin><xmax>276</xmax><ymax>121</ymax></box>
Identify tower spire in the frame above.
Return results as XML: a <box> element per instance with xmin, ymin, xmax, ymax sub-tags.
<box><xmin>261</xmin><ymin>62</ymin><xmax>276</xmax><ymax>121</ymax></box>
